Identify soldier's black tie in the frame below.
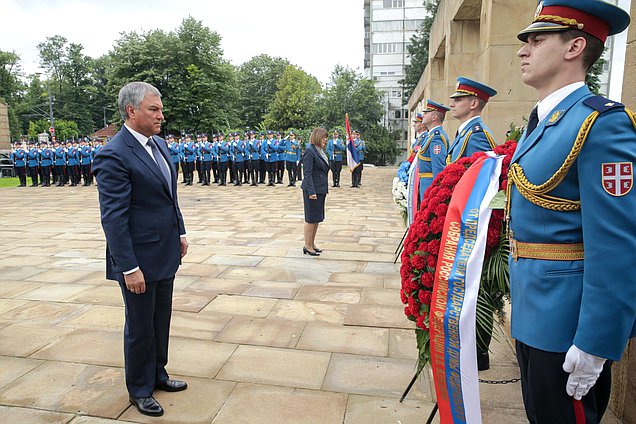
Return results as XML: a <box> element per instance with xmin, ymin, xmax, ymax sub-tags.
<box><xmin>525</xmin><ymin>106</ymin><xmax>539</xmax><ymax>137</ymax></box>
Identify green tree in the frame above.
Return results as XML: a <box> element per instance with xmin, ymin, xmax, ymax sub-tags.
<box><xmin>237</xmin><ymin>54</ymin><xmax>290</xmax><ymax>128</ymax></box>
<box><xmin>106</xmin><ymin>16</ymin><xmax>239</xmax><ymax>134</ymax></box>
<box><xmin>316</xmin><ymin>65</ymin><xmax>384</xmax><ymax>133</ymax></box>
<box><xmin>586</xmin><ymin>56</ymin><xmax>606</xmax><ymax>95</ymax></box>
<box><xmin>363</xmin><ymin>125</ymin><xmax>400</xmax><ymax>166</ymax></box>
<box><xmin>400</xmin><ymin>0</ymin><xmax>440</xmax><ymax>100</ymax></box>
<box><xmin>0</xmin><ymin>50</ymin><xmax>25</xmax><ymax>139</ymax></box>
<box><xmin>28</xmin><ymin>118</ymin><xmax>78</xmax><ymax>141</ymax></box>
<box><xmin>263</xmin><ymin>65</ymin><xmax>321</xmax><ymax>129</ymax></box>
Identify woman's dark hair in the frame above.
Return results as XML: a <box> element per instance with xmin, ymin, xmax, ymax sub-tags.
<box><xmin>309</xmin><ymin>127</ymin><xmax>328</xmax><ymax>145</ymax></box>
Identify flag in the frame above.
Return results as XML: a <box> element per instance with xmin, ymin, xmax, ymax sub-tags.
<box><xmin>345</xmin><ymin>113</ymin><xmax>361</xmax><ymax>172</ymax></box>
<box><xmin>429</xmin><ymin>153</ymin><xmax>504</xmax><ymax>424</ymax></box>
<box><xmin>406</xmin><ymin>156</ymin><xmax>420</xmax><ymax>227</ymax></box>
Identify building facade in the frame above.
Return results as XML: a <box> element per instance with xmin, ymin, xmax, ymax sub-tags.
<box><xmin>364</xmin><ymin>0</ymin><xmax>428</xmax><ymax>147</ymax></box>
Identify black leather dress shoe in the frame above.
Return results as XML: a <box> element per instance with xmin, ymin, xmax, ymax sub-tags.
<box><xmin>155</xmin><ymin>379</ymin><xmax>188</xmax><ymax>392</ymax></box>
<box><xmin>129</xmin><ymin>395</ymin><xmax>164</xmax><ymax>417</ymax></box>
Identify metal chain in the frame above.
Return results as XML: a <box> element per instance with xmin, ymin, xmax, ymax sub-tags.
<box><xmin>479</xmin><ymin>378</ymin><xmax>520</xmax><ymax>385</ymax></box>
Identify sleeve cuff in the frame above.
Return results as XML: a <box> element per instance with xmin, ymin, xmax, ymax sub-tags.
<box><xmin>123</xmin><ymin>266</ymin><xmax>139</xmax><ymax>275</ymax></box>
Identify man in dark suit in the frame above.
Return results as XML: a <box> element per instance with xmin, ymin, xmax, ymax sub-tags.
<box><xmin>93</xmin><ymin>81</ymin><xmax>188</xmax><ymax>417</ymax></box>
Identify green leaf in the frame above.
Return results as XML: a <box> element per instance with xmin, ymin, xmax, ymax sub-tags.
<box><xmin>488</xmin><ymin>190</ymin><xmax>507</xmax><ymax>210</ymax></box>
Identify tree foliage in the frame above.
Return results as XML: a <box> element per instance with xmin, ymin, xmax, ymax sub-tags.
<box><xmin>263</xmin><ymin>65</ymin><xmax>321</xmax><ymax>130</ymax></box>
<box><xmin>28</xmin><ymin>118</ymin><xmax>78</xmax><ymax>141</ymax></box>
<box><xmin>237</xmin><ymin>54</ymin><xmax>290</xmax><ymax>128</ymax></box>
<box><xmin>400</xmin><ymin>0</ymin><xmax>440</xmax><ymax>101</ymax></box>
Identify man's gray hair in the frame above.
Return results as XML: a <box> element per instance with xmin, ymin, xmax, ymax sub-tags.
<box><xmin>118</xmin><ymin>82</ymin><xmax>162</xmax><ymax>121</ymax></box>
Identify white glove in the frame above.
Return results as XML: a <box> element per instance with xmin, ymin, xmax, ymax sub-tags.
<box><xmin>562</xmin><ymin>345</ymin><xmax>606</xmax><ymax>400</ymax></box>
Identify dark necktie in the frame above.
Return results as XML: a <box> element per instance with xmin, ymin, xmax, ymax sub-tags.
<box><xmin>147</xmin><ymin>137</ymin><xmax>172</xmax><ymax>195</ymax></box>
<box><xmin>525</xmin><ymin>106</ymin><xmax>539</xmax><ymax>137</ymax></box>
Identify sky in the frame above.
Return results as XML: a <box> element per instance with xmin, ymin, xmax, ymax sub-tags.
<box><xmin>0</xmin><ymin>0</ymin><xmax>365</xmax><ymax>85</ymax></box>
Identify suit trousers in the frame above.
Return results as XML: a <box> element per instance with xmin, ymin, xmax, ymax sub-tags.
<box><xmin>516</xmin><ymin>341</ymin><xmax>611</xmax><ymax>424</ymax></box>
<box><xmin>118</xmin><ymin>275</ymin><xmax>174</xmax><ymax>398</ymax></box>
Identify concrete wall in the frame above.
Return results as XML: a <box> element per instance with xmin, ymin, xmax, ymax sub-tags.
<box><xmin>0</xmin><ymin>99</ymin><xmax>10</xmax><ymax>150</ymax></box>
<box><xmin>407</xmin><ymin>0</ymin><xmax>535</xmax><ymax>143</ymax></box>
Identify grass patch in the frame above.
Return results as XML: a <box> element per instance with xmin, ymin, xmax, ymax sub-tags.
<box><xmin>0</xmin><ymin>177</ymin><xmax>19</xmax><ymax>187</ymax></box>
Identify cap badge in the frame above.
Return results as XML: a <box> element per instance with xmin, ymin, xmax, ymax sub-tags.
<box><xmin>534</xmin><ymin>1</ymin><xmax>543</xmax><ymax>19</ymax></box>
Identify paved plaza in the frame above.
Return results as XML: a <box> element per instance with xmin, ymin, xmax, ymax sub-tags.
<box><xmin>0</xmin><ymin>166</ymin><xmax>618</xmax><ymax>423</ymax></box>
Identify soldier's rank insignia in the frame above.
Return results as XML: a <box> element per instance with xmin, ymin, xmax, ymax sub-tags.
<box><xmin>433</xmin><ymin>145</ymin><xmax>442</xmax><ymax>155</ymax></box>
<box><xmin>602</xmin><ymin>162</ymin><xmax>633</xmax><ymax>196</ymax></box>
<box><xmin>547</xmin><ymin>110</ymin><xmax>564</xmax><ymax>125</ymax></box>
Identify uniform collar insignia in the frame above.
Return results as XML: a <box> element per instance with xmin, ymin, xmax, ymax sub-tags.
<box><xmin>460</xmin><ymin>130</ymin><xmax>466</xmax><ymax>137</ymax></box>
<box><xmin>546</xmin><ymin>110</ymin><xmax>564</xmax><ymax>126</ymax></box>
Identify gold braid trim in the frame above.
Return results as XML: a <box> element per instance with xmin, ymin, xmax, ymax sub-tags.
<box><xmin>507</xmin><ymin>111</ymin><xmax>600</xmax><ymax>212</ymax></box>
<box><xmin>485</xmin><ymin>130</ymin><xmax>497</xmax><ymax>149</ymax></box>
<box><xmin>533</xmin><ymin>14</ymin><xmax>583</xmax><ymax>29</ymax></box>
<box><xmin>626</xmin><ymin>108</ymin><xmax>636</xmax><ymax>130</ymax></box>
<box><xmin>447</xmin><ymin>131</ymin><xmax>472</xmax><ymax>165</ymax></box>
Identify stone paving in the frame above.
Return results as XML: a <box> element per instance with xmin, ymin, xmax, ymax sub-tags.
<box><xmin>0</xmin><ymin>167</ymin><xmax>619</xmax><ymax>423</ymax></box>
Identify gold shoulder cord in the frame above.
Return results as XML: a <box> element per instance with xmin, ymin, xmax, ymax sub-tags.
<box><xmin>627</xmin><ymin>108</ymin><xmax>636</xmax><ymax>130</ymax></box>
<box><xmin>418</xmin><ymin>134</ymin><xmax>435</xmax><ymax>162</ymax></box>
<box><xmin>506</xmin><ymin>111</ymin><xmax>600</xmax><ymax>220</ymax></box>
<box><xmin>440</xmin><ymin>133</ymin><xmax>449</xmax><ymax>149</ymax></box>
<box><xmin>485</xmin><ymin>131</ymin><xmax>497</xmax><ymax>149</ymax></box>
<box><xmin>446</xmin><ymin>131</ymin><xmax>472</xmax><ymax>164</ymax></box>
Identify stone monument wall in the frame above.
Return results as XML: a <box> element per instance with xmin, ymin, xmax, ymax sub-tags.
<box><xmin>407</xmin><ymin>0</ymin><xmax>536</xmax><ymax>143</ymax></box>
<box><xmin>0</xmin><ymin>99</ymin><xmax>10</xmax><ymax>150</ymax></box>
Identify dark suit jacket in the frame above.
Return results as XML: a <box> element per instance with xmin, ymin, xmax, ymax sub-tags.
<box><xmin>93</xmin><ymin>126</ymin><xmax>186</xmax><ymax>282</ymax></box>
<box><xmin>301</xmin><ymin>145</ymin><xmax>330</xmax><ymax>195</ymax></box>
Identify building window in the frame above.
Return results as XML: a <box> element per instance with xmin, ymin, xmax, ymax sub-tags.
<box><xmin>395</xmin><ymin>110</ymin><xmax>402</xmax><ymax>119</ymax></box>
<box><xmin>383</xmin><ymin>0</ymin><xmax>404</xmax><ymax>7</ymax></box>
<box><xmin>372</xmin><ymin>20</ymin><xmax>424</xmax><ymax>32</ymax></box>
<box><xmin>391</xmin><ymin>90</ymin><xmax>402</xmax><ymax>98</ymax></box>
<box><xmin>372</xmin><ymin>42</ymin><xmax>406</xmax><ymax>54</ymax></box>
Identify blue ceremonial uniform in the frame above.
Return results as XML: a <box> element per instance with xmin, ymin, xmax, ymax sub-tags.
<box><xmin>10</xmin><ymin>147</ymin><xmax>27</xmax><ymax>186</ymax></box>
<box><xmin>447</xmin><ymin>116</ymin><xmax>496</xmax><ymax>163</ymax></box>
<box><xmin>418</xmin><ymin>126</ymin><xmax>449</xmax><ymax>200</ymax></box>
<box><xmin>26</xmin><ymin>145</ymin><xmax>40</xmax><ymax>186</ymax></box>
<box><xmin>509</xmin><ymin>85</ymin><xmax>636</xmax><ymax>361</ymax></box>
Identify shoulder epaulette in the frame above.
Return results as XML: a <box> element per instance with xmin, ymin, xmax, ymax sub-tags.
<box><xmin>583</xmin><ymin>96</ymin><xmax>624</xmax><ymax>114</ymax></box>
<box><xmin>471</xmin><ymin>123</ymin><xmax>483</xmax><ymax>133</ymax></box>
<box><xmin>433</xmin><ymin>129</ymin><xmax>441</xmax><ymax>135</ymax></box>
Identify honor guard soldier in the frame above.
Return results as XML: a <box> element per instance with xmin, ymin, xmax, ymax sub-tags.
<box><xmin>233</xmin><ymin>132</ymin><xmax>246</xmax><ymax>186</ymax></box>
<box><xmin>167</xmin><ymin>135</ymin><xmax>181</xmax><ymax>180</ymax></box>
<box><xmin>39</xmin><ymin>141</ymin><xmax>53</xmax><ymax>187</ymax></box>
<box><xmin>195</xmin><ymin>134</ymin><xmax>203</xmax><ymax>183</ymax></box>
<box><xmin>248</xmin><ymin>131</ymin><xmax>261</xmax><ymax>186</ymax></box>
<box><xmin>326</xmin><ymin>130</ymin><xmax>345</xmax><ymax>187</ymax></box>
<box><xmin>182</xmin><ymin>134</ymin><xmax>197</xmax><ymax>185</ymax></box>
<box><xmin>201</xmin><ymin>134</ymin><xmax>214</xmax><ymax>186</ymax></box>
<box><xmin>284</xmin><ymin>131</ymin><xmax>299</xmax><ymax>186</ymax></box>
<box><xmin>296</xmin><ymin>136</ymin><xmax>303</xmax><ymax>181</ymax></box>
<box><xmin>53</xmin><ymin>140</ymin><xmax>66</xmax><ymax>186</ymax></box>
<box><xmin>351</xmin><ymin>130</ymin><xmax>366</xmax><ymax>188</ymax></box>
<box><xmin>26</xmin><ymin>141</ymin><xmax>40</xmax><ymax>186</ymax></box>
<box><xmin>211</xmin><ymin>133</ymin><xmax>220</xmax><ymax>183</ymax></box>
<box><xmin>68</xmin><ymin>140</ymin><xmax>81</xmax><ymax>186</ymax></box>
<box><xmin>264</xmin><ymin>130</ymin><xmax>277</xmax><ymax>186</ymax></box>
<box><xmin>275</xmin><ymin>132</ymin><xmax>285</xmax><ymax>184</ymax></box>
<box><xmin>10</xmin><ymin>141</ymin><xmax>27</xmax><ymax>187</ymax></box>
<box><xmin>509</xmin><ymin>1</ymin><xmax>635</xmax><ymax>423</ymax></box>
<box><xmin>79</xmin><ymin>137</ymin><xmax>93</xmax><ymax>186</ymax></box>
<box><xmin>410</xmin><ymin>113</ymin><xmax>428</xmax><ymax>156</ymax></box>
<box><xmin>178</xmin><ymin>136</ymin><xmax>186</xmax><ymax>183</ymax></box>
<box><xmin>447</xmin><ymin>77</ymin><xmax>498</xmax><ymax>164</ymax></box>
<box><xmin>418</xmin><ymin>100</ymin><xmax>450</xmax><ymax>201</ymax></box>
<box><xmin>258</xmin><ymin>132</ymin><xmax>267</xmax><ymax>183</ymax></box>
<box><xmin>217</xmin><ymin>132</ymin><xmax>230</xmax><ymax>186</ymax></box>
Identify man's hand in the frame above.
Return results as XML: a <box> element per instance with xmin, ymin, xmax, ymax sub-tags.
<box><xmin>124</xmin><ymin>269</ymin><xmax>146</xmax><ymax>295</ymax></box>
<box><xmin>180</xmin><ymin>236</ymin><xmax>189</xmax><ymax>258</ymax></box>
<box><xmin>309</xmin><ymin>194</ymin><xmax>317</xmax><ymax>200</ymax></box>
<box><xmin>562</xmin><ymin>345</ymin><xmax>606</xmax><ymax>400</ymax></box>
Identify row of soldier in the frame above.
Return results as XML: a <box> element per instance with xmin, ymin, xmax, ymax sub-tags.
<box><xmin>8</xmin><ymin>128</ymin><xmax>367</xmax><ymax>189</ymax></box>
<box><xmin>9</xmin><ymin>138</ymin><xmax>102</xmax><ymax>187</ymax></box>
<box><xmin>166</xmin><ymin>129</ymin><xmax>366</xmax><ymax>188</ymax></box>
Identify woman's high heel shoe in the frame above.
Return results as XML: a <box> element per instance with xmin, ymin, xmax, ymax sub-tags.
<box><xmin>312</xmin><ymin>246</ymin><xmax>322</xmax><ymax>253</ymax></box>
<box><xmin>303</xmin><ymin>247</ymin><xmax>320</xmax><ymax>256</ymax></box>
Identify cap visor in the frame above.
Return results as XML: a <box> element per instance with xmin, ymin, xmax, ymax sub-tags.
<box><xmin>517</xmin><ymin>22</ymin><xmax>572</xmax><ymax>42</ymax></box>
